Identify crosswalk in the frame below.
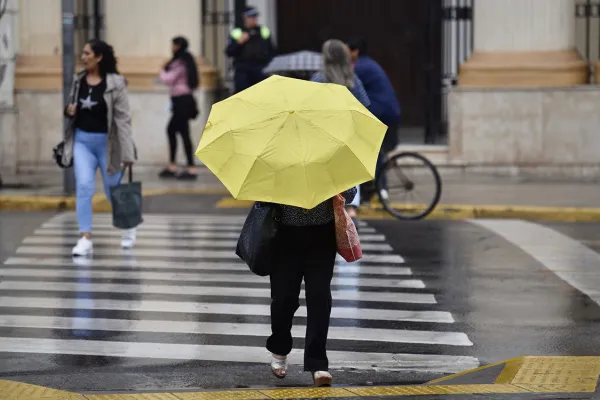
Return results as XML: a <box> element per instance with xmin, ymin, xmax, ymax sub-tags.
<box><xmin>0</xmin><ymin>213</ymin><xmax>479</xmax><ymax>374</ymax></box>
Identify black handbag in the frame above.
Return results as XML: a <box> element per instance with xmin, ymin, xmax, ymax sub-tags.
<box><xmin>236</xmin><ymin>202</ymin><xmax>281</xmax><ymax>277</ymax></box>
<box><xmin>54</xmin><ymin>78</ymin><xmax>80</xmax><ymax>169</ymax></box>
<box><xmin>52</xmin><ymin>141</ymin><xmax>73</xmax><ymax>168</ymax></box>
<box><xmin>109</xmin><ymin>165</ymin><xmax>143</xmax><ymax>230</ymax></box>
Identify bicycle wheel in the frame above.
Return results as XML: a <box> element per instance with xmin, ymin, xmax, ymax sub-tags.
<box><xmin>375</xmin><ymin>152</ymin><xmax>442</xmax><ymax>220</ymax></box>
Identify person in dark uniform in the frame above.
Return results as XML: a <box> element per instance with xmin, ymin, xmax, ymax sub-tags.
<box><xmin>225</xmin><ymin>6</ymin><xmax>276</xmax><ymax>93</ymax></box>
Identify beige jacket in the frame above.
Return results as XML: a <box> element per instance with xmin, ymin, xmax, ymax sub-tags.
<box><xmin>62</xmin><ymin>72</ymin><xmax>137</xmax><ymax>174</ymax></box>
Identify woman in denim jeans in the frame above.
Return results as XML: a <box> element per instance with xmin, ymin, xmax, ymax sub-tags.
<box><xmin>63</xmin><ymin>39</ymin><xmax>137</xmax><ymax>256</ymax></box>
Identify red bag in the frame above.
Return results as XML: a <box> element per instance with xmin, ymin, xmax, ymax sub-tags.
<box><xmin>333</xmin><ymin>194</ymin><xmax>363</xmax><ymax>262</ymax></box>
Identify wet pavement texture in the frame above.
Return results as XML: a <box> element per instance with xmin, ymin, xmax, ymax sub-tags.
<box><xmin>4</xmin><ymin>169</ymin><xmax>600</xmax><ymax>208</ymax></box>
<box><xmin>1</xmin><ymin>209</ymin><xmax>600</xmax><ymax>394</ymax></box>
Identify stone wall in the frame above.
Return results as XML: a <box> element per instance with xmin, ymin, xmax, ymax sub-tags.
<box><xmin>448</xmin><ymin>86</ymin><xmax>600</xmax><ymax>169</ymax></box>
<box><xmin>0</xmin><ymin>0</ymin><xmax>17</xmax><ymax>108</ymax></box>
<box><xmin>1</xmin><ymin>89</ymin><xmax>214</xmax><ymax>172</ymax></box>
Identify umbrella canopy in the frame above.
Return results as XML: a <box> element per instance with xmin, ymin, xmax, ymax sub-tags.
<box><xmin>196</xmin><ymin>75</ymin><xmax>387</xmax><ymax>209</ymax></box>
<box><xmin>263</xmin><ymin>51</ymin><xmax>322</xmax><ymax>75</ymax></box>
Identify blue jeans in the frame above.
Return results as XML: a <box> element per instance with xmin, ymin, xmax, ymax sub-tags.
<box><xmin>74</xmin><ymin>129</ymin><xmax>123</xmax><ymax>233</ymax></box>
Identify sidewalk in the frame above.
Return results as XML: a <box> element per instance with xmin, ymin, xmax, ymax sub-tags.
<box><xmin>2</xmin><ymin>356</ymin><xmax>599</xmax><ymax>399</ymax></box>
<box><xmin>1</xmin><ymin>168</ymin><xmax>599</xmax><ymax>221</ymax></box>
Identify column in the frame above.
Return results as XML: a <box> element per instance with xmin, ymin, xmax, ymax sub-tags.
<box><xmin>0</xmin><ymin>0</ymin><xmax>18</xmax><ymax>106</ymax></box>
<box><xmin>0</xmin><ymin>0</ymin><xmax>18</xmax><ymax>172</ymax></box>
<box><xmin>104</xmin><ymin>0</ymin><xmax>215</xmax><ymax>90</ymax></box>
<box><xmin>459</xmin><ymin>0</ymin><xmax>587</xmax><ymax>87</ymax></box>
<box><xmin>15</xmin><ymin>0</ymin><xmax>62</xmax><ymax>89</ymax></box>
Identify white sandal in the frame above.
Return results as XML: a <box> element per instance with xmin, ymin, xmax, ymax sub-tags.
<box><xmin>270</xmin><ymin>354</ymin><xmax>287</xmax><ymax>379</ymax></box>
<box><xmin>313</xmin><ymin>371</ymin><xmax>332</xmax><ymax>387</ymax></box>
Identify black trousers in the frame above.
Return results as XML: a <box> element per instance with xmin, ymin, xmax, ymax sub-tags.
<box><xmin>167</xmin><ymin>95</ymin><xmax>196</xmax><ymax>166</ymax></box>
<box><xmin>234</xmin><ymin>66</ymin><xmax>267</xmax><ymax>93</ymax></box>
<box><xmin>266</xmin><ymin>222</ymin><xmax>337</xmax><ymax>372</ymax></box>
<box><xmin>361</xmin><ymin>123</ymin><xmax>399</xmax><ymax>201</ymax></box>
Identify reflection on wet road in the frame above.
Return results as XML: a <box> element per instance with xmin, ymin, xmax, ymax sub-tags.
<box><xmin>2</xmin><ymin>213</ymin><xmax>600</xmax><ymax>391</ymax></box>
<box><xmin>0</xmin><ymin>213</ymin><xmax>478</xmax><ymax>385</ymax></box>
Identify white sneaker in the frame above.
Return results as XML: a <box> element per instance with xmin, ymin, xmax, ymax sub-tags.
<box><xmin>121</xmin><ymin>228</ymin><xmax>137</xmax><ymax>249</ymax></box>
<box><xmin>72</xmin><ymin>237</ymin><xmax>93</xmax><ymax>257</ymax></box>
<box><xmin>380</xmin><ymin>189</ymin><xmax>389</xmax><ymax>200</ymax></box>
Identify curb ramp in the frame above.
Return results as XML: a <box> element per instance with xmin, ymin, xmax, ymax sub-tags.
<box><xmin>0</xmin><ymin>188</ymin><xmax>230</xmax><ymax>212</ymax></box>
<box><xmin>2</xmin><ymin>356</ymin><xmax>600</xmax><ymax>399</ymax></box>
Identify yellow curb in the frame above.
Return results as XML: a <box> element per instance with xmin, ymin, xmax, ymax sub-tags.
<box><xmin>215</xmin><ymin>196</ymin><xmax>600</xmax><ymax>222</ymax></box>
<box><xmin>5</xmin><ymin>189</ymin><xmax>600</xmax><ymax>222</ymax></box>
<box><xmin>357</xmin><ymin>204</ymin><xmax>600</xmax><ymax>222</ymax></box>
<box><xmin>0</xmin><ymin>187</ymin><xmax>230</xmax><ymax>212</ymax></box>
<box><xmin>2</xmin><ymin>356</ymin><xmax>600</xmax><ymax>399</ymax></box>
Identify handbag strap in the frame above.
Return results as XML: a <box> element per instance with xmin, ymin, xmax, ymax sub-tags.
<box><xmin>121</xmin><ymin>165</ymin><xmax>133</xmax><ymax>183</ymax></box>
<box><xmin>70</xmin><ymin>77</ymin><xmax>80</xmax><ymax>104</ymax></box>
<box><xmin>256</xmin><ymin>201</ymin><xmax>282</xmax><ymax>219</ymax></box>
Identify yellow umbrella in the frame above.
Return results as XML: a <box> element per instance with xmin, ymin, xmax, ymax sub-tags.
<box><xmin>195</xmin><ymin>75</ymin><xmax>387</xmax><ymax>209</ymax></box>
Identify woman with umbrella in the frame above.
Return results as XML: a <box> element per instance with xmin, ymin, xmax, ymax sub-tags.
<box><xmin>266</xmin><ymin>39</ymin><xmax>370</xmax><ymax>386</ymax></box>
<box><xmin>196</xmin><ymin>41</ymin><xmax>386</xmax><ymax>387</ymax></box>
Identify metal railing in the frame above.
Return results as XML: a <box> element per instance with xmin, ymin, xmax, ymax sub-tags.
<box><xmin>439</xmin><ymin>0</ymin><xmax>473</xmax><ymax>140</ymax></box>
<box><xmin>201</xmin><ymin>0</ymin><xmax>236</xmax><ymax>100</ymax></box>
<box><xmin>442</xmin><ymin>0</ymin><xmax>473</xmax><ymax>88</ymax></box>
<box><xmin>576</xmin><ymin>0</ymin><xmax>600</xmax><ymax>79</ymax></box>
<box><xmin>73</xmin><ymin>0</ymin><xmax>104</xmax><ymax>58</ymax></box>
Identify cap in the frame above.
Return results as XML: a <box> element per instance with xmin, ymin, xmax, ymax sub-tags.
<box><xmin>244</xmin><ymin>7</ymin><xmax>259</xmax><ymax>17</ymax></box>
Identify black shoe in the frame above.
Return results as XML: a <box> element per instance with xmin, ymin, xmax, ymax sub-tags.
<box><xmin>159</xmin><ymin>168</ymin><xmax>177</xmax><ymax>178</ymax></box>
<box><xmin>177</xmin><ymin>171</ymin><xmax>198</xmax><ymax>181</ymax></box>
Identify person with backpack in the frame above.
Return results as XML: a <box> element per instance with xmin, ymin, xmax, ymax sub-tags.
<box><xmin>158</xmin><ymin>36</ymin><xmax>200</xmax><ymax>180</ymax></box>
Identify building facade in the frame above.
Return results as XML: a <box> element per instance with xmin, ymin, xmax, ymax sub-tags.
<box><xmin>1</xmin><ymin>0</ymin><xmax>600</xmax><ymax>176</ymax></box>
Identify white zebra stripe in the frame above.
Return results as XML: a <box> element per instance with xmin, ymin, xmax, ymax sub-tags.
<box><xmin>0</xmin><ymin>268</ymin><xmax>424</xmax><ymax>289</ymax></box>
<box><xmin>41</xmin><ymin>222</ymin><xmax>378</xmax><ymax>234</ymax></box>
<box><xmin>0</xmin><ymin>296</ymin><xmax>450</xmax><ymax>323</ymax></box>
<box><xmin>22</xmin><ymin>236</ymin><xmax>394</xmax><ymax>252</ymax></box>
<box><xmin>0</xmin><ymin>337</ymin><xmax>480</xmax><ymax>373</ymax></box>
<box><xmin>0</xmin><ymin>315</ymin><xmax>471</xmax><ymax>346</ymax></box>
<box><xmin>15</xmin><ymin>246</ymin><xmax>405</xmax><ymax>264</ymax></box>
<box><xmin>2</xmin><ymin>257</ymin><xmax>411</xmax><ymax>276</ymax></box>
<box><xmin>51</xmin><ymin>213</ymin><xmax>248</xmax><ymax>223</ymax></box>
<box><xmin>51</xmin><ymin>213</ymin><xmax>370</xmax><ymax>227</ymax></box>
<box><xmin>0</xmin><ymin>281</ymin><xmax>435</xmax><ymax>304</ymax></box>
<box><xmin>33</xmin><ymin>228</ymin><xmax>387</xmax><ymax>242</ymax></box>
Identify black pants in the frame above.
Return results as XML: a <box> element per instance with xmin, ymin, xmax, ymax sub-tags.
<box><xmin>361</xmin><ymin>123</ymin><xmax>399</xmax><ymax>200</ymax></box>
<box><xmin>167</xmin><ymin>95</ymin><xmax>196</xmax><ymax>166</ymax></box>
<box><xmin>266</xmin><ymin>222</ymin><xmax>337</xmax><ymax>372</ymax></box>
<box><xmin>382</xmin><ymin>123</ymin><xmax>399</xmax><ymax>154</ymax></box>
<box><xmin>234</xmin><ymin>67</ymin><xmax>267</xmax><ymax>93</ymax></box>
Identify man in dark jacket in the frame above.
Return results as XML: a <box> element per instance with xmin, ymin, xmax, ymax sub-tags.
<box><xmin>348</xmin><ymin>36</ymin><xmax>401</xmax><ymax>153</ymax></box>
<box><xmin>348</xmin><ymin>36</ymin><xmax>401</xmax><ymax>200</ymax></box>
<box><xmin>226</xmin><ymin>7</ymin><xmax>276</xmax><ymax>93</ymax></box>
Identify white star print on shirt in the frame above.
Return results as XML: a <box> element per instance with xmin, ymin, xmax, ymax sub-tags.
<box><xmin>79</xmin><ymin>95</ymin><xmax>98</xmax><ymax>110</ymax></box>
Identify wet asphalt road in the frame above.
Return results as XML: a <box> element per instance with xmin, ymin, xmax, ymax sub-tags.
<box><xmin>1</xmin><ymin>208</ymin><xmax>600</xmax><ymax>393</ymax></box>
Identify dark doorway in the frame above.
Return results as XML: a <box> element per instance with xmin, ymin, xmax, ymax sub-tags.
<box><xmin>276</xmin><ymin>0</ymin><xmax>443</xmax><ymax>144</ymax></box>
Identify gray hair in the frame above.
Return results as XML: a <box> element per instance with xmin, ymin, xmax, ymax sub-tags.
<box><xmin>322</xmin><ymin>39</ymin><xmax>355</xmax><ymax>89</ymax></box>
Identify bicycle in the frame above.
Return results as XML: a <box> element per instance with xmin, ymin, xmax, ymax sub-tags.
<box><xmin>374</xmin><ymin>151</ymin><xmax>442</xmax><ymax>220</ymax></box>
